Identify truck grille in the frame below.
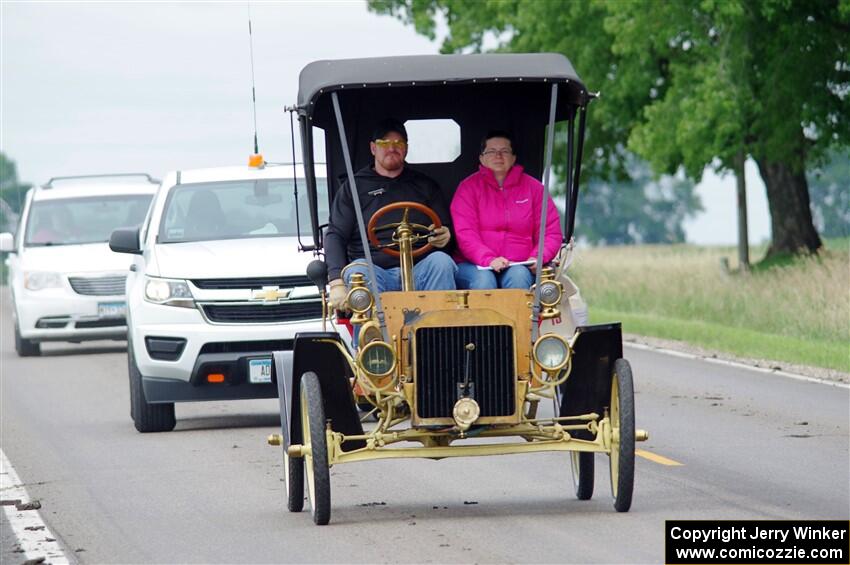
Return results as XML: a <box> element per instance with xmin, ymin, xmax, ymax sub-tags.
<box><xmin>415</xmin><ymin>325</ymin><xmax>515</xmax><ymax>419</ymax></box>
<box><xmin>201</xmin><ymin>301</ymin><xmax>322</xmax><ymax>323</ymax></box>
<box><xmin>68</xmin><ymin>275</ymin><xmax>126</xmax><ymax>296</ymax></box>
<box><xmin>192</xmin><ymin>276</ymin><xmax>313</xmax><ymax>290</ymax></box>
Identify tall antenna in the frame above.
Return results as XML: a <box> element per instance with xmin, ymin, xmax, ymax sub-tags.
<box><xmin>247</xmin><ymin>5</ymin><xmax>260</xmax><ymax>156</ymax></box>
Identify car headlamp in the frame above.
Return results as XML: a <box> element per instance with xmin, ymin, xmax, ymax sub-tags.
<box><xmin>358</xmin><ymin>341</ymin><xmax>396</xmax><ymax>378</ymax></box>
<box><xmin>537</xmin><ymin>280</ymin><xmax>562</xmax><ymax>307</ymax></box>
<box><xmin>144</xmin><ymin>276</ymin><xmax>194</xmax><ymax>307</ymax></box>
<box><xmin>24</xmin><ymin>271</ymin><xmax>63</xmax><ymax>291</ymax></box>
<box><xmin>347</xmin><ymin>287</ymin><xmax>373</xmax><ymax>313</ymax></box>
<box><xmin>533</xmin><ymin>334</ymin><xmax>571</xmax><ymax>371</ymax></box>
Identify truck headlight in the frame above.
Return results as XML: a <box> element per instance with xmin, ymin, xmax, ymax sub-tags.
<box><xmin>24</xmin><ymin>271</ymin><xmax>63</xmax><ymax>290</ymax></box>
<box><xmin>144</xmin><ymin>276</ymin><xmax>194</xmax><ymax>307</ymax></box>
<box><xmin>358</xmin><ymin>341</ymin><xmax>396</xmax><ymax>378</ymax></box>
<box><xmin>533</xmin><ymin>334</ymin><xmax>571</xmax><ymax>371</ymax></box>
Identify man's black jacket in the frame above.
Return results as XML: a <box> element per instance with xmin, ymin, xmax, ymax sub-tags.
<box><xmin>324</xmin><ymin>164</ymin><xmax>453</xmax><ymax>281</ymax></box>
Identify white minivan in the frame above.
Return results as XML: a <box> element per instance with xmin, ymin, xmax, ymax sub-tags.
<box><xmin>1</xmin><ymin>174</ymin><xmax>158</xmax><ymax>356</ymax></box>
<box><xmin>109</xmin><ymin>164</ymin><xmax>330</xmax><ymax>432</ymax></box>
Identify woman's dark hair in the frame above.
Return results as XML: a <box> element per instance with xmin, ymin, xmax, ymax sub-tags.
<box><xmin>480</xmin><ymin>130</ymin><xmax>514</xmax><ymax>154</ymax></box>
<box><xmin>372</xmin><ymin>118</ymin><xmax>408</xmax><ymax>142</ymax></box>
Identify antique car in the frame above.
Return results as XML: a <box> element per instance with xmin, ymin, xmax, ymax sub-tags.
<box><xmin>266</xmin><ymin>53</ymin><xmax>649</xmax><ymax>525</ymax></box>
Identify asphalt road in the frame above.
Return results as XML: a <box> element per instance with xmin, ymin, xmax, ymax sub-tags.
<box><xmin>2</xmin><ymin>288</ymin><xmax>848</xmax><ymax>564</ymax></box>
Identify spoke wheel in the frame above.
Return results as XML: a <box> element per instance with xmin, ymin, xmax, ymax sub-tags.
<box><xmin>284</xmin><ymin>451</ymin><xmax>304</xmax><ymax>512</ymax></box>
<box><xmin>609</xmin><ymin>358</ymin><xmax>635</xmax><ymax>512</ymax></box>
<box><xmin>570</xmin><ymin>451</ymin><xmax>594</xmax><ymax>500</ymax></box>
<box><xmin>300</xmin><ymin>372</ymin><xmax>331</xmax><ymax>525</ymax></box>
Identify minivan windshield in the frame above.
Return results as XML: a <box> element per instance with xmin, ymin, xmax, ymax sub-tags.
<box><xmin>158</xmin><ymin>178</ymin><xmax>329</xmax><ymax>243</ymax></box>
<box><xmin>25</xmin><ymin>194</ymin><xmax>153</xmax><ymax>247</ymax></box>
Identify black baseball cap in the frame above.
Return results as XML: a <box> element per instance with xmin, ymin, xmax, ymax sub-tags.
<box><xmin>372</xmin><ymin>118</ymin><xmax>408</xmax><ymax>142</ymax></box>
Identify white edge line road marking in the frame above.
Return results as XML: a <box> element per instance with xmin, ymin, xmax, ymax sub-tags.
<box><xmin>1</xmin><ymin>448</ymin><xmax>72</xmax><ymax>564</ymax></box>
<box><xmin>624</xmin><ymin>342</ymin><xmax>850</xmax><ymax>389</ymax></box>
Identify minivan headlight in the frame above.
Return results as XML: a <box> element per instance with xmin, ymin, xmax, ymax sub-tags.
<box><xmin>144</xmin><ymin>276</ymin><xmax>194</xmax><ymax>307</ymax></box>
<box><xmin>24</xmin><ymin>271</ymin><xmax>63</xmax><ymax>291</ymax></box>
<box><xmin>533</xmin><ymin>334</ymin><xmax>571</xmax><ymax>371</ymax></box>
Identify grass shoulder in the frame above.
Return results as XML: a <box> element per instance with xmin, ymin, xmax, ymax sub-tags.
<box><xmin>571</xmin><ymin>240</ymin><xmax>849</xmax><ymax>374</ymax></box>
<box><xmin>591</xmin><ymin>307</ymin><xmax>847</xmax><ymax>374</ymax></box>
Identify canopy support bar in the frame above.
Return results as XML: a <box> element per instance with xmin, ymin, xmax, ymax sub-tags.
<box><xmin>563</xmin><ymin>114</ymin><xmax>575</xmax><ymax>241</ymax></box>
<box><xmin>298</xmin><ymin>113</ymin><xmax>321</xmax><ymax>251</ymax></box>
<box><xmin>565</xmin><ymin>105</ymin><xmax>587</xmax><ymax>243</ymax></box>
<box><xmin>331</xmin><ymin>92</ymin><xmax>389</xmax><ymax>342</ymax></box>
<box><xmin>532</xmin><ymin>82</ymin><xmax>559</xmax><ymax>343</ymax></box>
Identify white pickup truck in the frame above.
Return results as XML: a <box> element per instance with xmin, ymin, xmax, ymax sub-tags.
<box><xmin>110</xmin><ymin>164</ymin><xmax>331</xmax><ymax>432</ymax></box>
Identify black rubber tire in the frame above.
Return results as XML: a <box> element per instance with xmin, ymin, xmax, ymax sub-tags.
<box><xmin>284</xmin><ymin>452</ymin><xmax>304</xmax><ymax>512</ymax></box>
<box><xmin>611</xmin><ymin>358</ymin><xmax>635</xmax><ymax>512</ymax></box>
<box><xmin>14</xmin><ymin>321</ymin><xmax>41</xmax><ymax>357</ymax></box>
<box><xmin>301</xmin><ymin>372</ymin><xmax>331</xmax><ymax>525</ymax></box>
<box><xmin>128</xmin><ymin>339</ymin><xmax>176</xmax><ymax>433</ymax></box>
<box><xmin>570</xmin><ymin>451</ymin><xmax>595</xmax><ymax>500</ymax></box>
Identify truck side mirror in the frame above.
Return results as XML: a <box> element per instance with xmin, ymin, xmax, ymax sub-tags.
<box><xmin>109</xmin><ymin>226</ymin><xmax>143</xmax><ymax>255</ymax></box>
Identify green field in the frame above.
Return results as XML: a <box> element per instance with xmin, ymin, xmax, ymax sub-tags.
<box><xmin>569</xmin><ymin>240</ymin><xmax>849</xmax><ymax>373</ymax></box>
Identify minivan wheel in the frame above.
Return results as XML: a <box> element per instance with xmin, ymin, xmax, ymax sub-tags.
<box><xmin>128</xmin><ymin>338</ymin><xmax>176</xmax><ymax>433</ymax></box>
<box><xmin>14</xmin><ymin>321</ymin><xmax>41</xmax><ymax>357</ymax></box>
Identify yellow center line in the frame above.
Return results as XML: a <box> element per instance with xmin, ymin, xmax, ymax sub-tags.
<box><xmin>636</xmin><ymin>449</ymin><xmax>684</xmax><ymax>466</ymax></box>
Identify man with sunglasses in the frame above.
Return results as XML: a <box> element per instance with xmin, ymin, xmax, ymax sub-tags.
<box><xmin>325</xmin><ymin>118</ymin><xmax>456</xmax><ymax>309</ymax></box>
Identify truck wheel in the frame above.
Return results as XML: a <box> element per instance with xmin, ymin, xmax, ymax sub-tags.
<box><xmin>129</xmin><ymin>339</ymin><xmax>176</xmax><ymax>433</ymax></box>
<box><xmin>301</xmin><ymin>372</ymin><xmax>331</xmax><ymax>525</ymax></box>
<box><xmin>570</xmin><ymin>451</ymin><xmax>594</xmax><ymax>500</ymax></box>
<box><xmin>609</xmin><ymin>358</ymin><xmax>635</xmax><ymax>512</ymax></box>
<box><xmin>14</xmin><ymin>321</ymin><xmax>40</xmax><ymax>357</ymax></box>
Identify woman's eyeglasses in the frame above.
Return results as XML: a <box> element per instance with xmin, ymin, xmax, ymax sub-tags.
<box><xmin>375</xmin><ymin>139</ymin><xmax>408</xmax><ymax>149</ymax></box>
<box><xmin>481</xmin><ymin>148</ymin><xmax>513</xmax><ymax>157</ymax></box>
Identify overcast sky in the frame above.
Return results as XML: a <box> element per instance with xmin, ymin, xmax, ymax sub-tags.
<box><xmin>1</xmin><ymin>1</ymin><xmax>770</xmax><ymax>245</ymax></box>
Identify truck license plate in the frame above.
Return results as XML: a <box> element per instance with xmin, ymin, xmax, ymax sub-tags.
<box><xmin>97</xmin><ymin>301</ymin><xmax>126</xmax><ymax>318</ymax></box>
<box><xmin>249</xmin><ymin>358</ymin><xmax>272</xmax><ymax>384</ymax></box>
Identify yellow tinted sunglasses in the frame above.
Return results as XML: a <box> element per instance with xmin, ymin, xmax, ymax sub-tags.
<box><xmin>375</xmin><ymin>139</ymin><xmax>408</xmax><ymax>149</ymax></box>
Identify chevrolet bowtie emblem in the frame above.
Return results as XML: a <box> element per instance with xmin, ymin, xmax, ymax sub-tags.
<box><xmin>252</xmin><ymin>286</ymin><xmax>292</xmax><ymax>303</ymax></box>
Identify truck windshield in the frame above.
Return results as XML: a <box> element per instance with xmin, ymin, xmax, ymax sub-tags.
<box><xmin>25</xmin><ymin>194</ymin><xmax>152</xmax><ymax>247</ymax></box>
<box><xmin>158</xmin><ymin>178</ymin><xmax>328</xmax><ymax>243</ymax></box>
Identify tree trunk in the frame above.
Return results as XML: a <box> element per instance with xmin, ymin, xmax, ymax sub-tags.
<box><xmin>735</xmin><ymin>151</ymin><xmax>750</xmax><ymax>271</ymax></box>
<box><xmin>755</xmin><ymin>156</ymin><xmax>822</xmax><ymax>257</ymax></box>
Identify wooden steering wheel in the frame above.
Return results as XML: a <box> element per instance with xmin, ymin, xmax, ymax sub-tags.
<box><xmin>367</xmin><ymin>201</ymin><xmax>442</xmax><ymax>258</ymax></box>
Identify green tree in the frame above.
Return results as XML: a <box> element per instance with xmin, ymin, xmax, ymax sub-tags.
<box><xmin>807</xmin><ymin>149</ymin><xmax>850</xmax><ymax>238</ymax></box>
<box><xmin>0</xmin><ymin>153</ymin><xmax>30</xmax><ymax>215</ymax></box>
<box><xmin>368</xmin><ymin>0</ymin><xmax>850</xmax><ymax>257</ymax></box>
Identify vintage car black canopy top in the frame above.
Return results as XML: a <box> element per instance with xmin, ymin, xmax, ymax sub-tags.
<box><xmin>294</xmin><ymin>53</ymin><xmax>592</xmax><ymax>250</ymax></box>
<box><xmin>297</xmin><ymin>53</ymin><xmax>589</xmax><ymax>111</ymax></box>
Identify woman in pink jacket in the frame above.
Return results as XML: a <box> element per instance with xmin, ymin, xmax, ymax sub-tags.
<box><xmin>450</xmin><ymin>131</ymin><xmax>563</xmax><ymax>289</ymax></box>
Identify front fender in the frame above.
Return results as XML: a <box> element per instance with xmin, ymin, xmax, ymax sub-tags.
<box><xmin>274</xmin><ymin>332</ymin><xmax>365</xmax><ymax>453</ymax></box>
<box><xmin>558</xmin><ymin>323</ymin><xmax>623</xmax><ymax>437</ymax></box>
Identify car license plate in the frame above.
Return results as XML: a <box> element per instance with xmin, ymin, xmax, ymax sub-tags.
<box><xmin>249</xmin><ymin>358</ymin><xmax>272</xmax><ymax>384</ymax></box>
<box><xmin>98</xmin><ymin>301</ymin><xmax>126</xmax><ymax>318</ymax></box>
